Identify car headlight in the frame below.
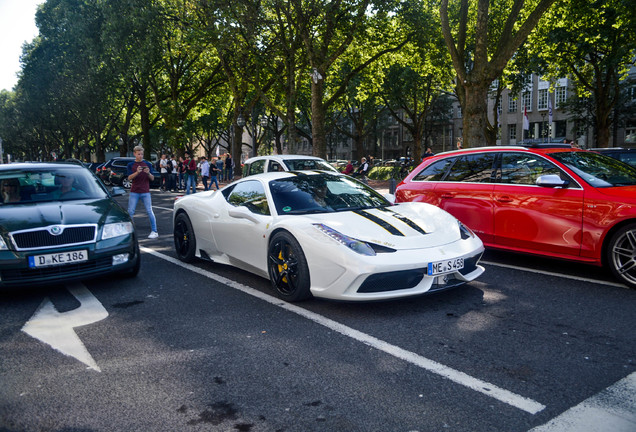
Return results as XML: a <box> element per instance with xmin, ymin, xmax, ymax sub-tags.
<box><xmin>0</xmin><ymin>236</ymin><xmax>7</xmax><ymax>250</ymax></box>
<box><xmin>313</xmin><ymin>223</ymin><xmax>376</xmax><ymax>256</ymax></box>
<box><xmin>458</xmin><ymin>220</ymin><xmax>476</xmax><ymax>240</ymax></box>
<box><xmin>101</xmin><ymin>222</ymin><xmax>134</xmax><ymax>240</ymax></box>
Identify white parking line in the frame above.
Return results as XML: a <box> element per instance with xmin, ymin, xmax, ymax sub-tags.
<box><xmin>481</xmin><ymin>260</ymin><xmax>627</xmax><ymax>289</ymax></box>
<box><xmin>141</xmin><ymin>246</ymin><xmax>546</xmax><ymax>415</ymax></box>
<box><xmin>529</xmin><ymin>372</ymin><xmax>636</xmax><ymax>432</ymax></box>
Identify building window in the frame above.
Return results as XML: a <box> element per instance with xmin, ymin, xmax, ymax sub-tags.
<box><xmin>626</xmin><ymin>128</ymin><xmax>636</xmax><ymax>144</ymax></box>
<box><xmin>508</xmin><ymin>94</ymin><xmax>518</xmax><ymax>113</ymax></box>
<box><xmin>555</xmin><ymin>86</ymin><xmax>567</xmax><ymax>108</ymax></box>
<box><xmin>508</xmin><ymin>124</ymin><xmax>517</xmax><ymax>141</ymax></box>
<box><xmin>522</xmin><ymin>92</ymin><xmax>532</xmax><ymax>112</ymax></box>
<box><xmin>538</xmin><ymin>89</ymin><xmax>548</xmax><ymax>110</ymax></box>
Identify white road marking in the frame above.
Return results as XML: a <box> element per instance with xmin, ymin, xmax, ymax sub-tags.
<box><xmin>529</xmin><ymin>372</ymin><xmax>636</xmax><ymax>432</ymax></box>
<box><xmin>22</xmin><ymin>282</ymin><xmax>108</xmax><ymax>372</ymax></box>
<box><xmin>142</xmin><ymin>246</ymin><xmax>546</xmax><ymax>414</ymax></box>
<box><xmin>153</xmin><ymin>206</ymin><xmax>175</xmax><ymax>212</ymax></box>
<box><xmin>481</xmin><ymin>260</ymin><xmax>627</xmax><ymax>289</ymax></box>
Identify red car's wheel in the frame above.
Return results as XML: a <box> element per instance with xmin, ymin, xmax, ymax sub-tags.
<box><xmin>608</xmin><ymin>223</ymin><xmax>636</xmax><ymax>289</ymax></box>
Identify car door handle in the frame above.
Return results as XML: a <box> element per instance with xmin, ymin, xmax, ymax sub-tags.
<box><xmin>496</xmin><ymin>196</ymin><xmax>513</xmax><ymax>203</ymax></box>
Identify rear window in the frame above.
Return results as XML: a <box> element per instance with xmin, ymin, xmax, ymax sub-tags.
<box><xmin>444</xmin><ymin>153</ymin><xmax>495</xmax><ymax>182</ymax></box>
<box><xmin>413</xmin><ymin>158</ymin><xmax>454</xmax><ymax>181</ymax></box>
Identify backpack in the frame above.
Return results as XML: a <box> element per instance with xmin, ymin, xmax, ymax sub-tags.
<box><xmin>165</xmin><ymin>160</ymin><xmax>173</xmax><ymax>173</ymax></box>
<box><xmin>155</xmin><ymin>159</ymin><xmax>162</xmax><ymax>172</ymax></box>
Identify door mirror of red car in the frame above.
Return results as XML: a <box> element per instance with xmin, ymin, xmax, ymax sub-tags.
<box><xmin>536</xmin><ymin>174</ymin><xmax>569</xmax><ymax>188</ymax></box>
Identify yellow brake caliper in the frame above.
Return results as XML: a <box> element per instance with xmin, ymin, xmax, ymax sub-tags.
<box><xmin>278</xmin><ymin>251</ymin><xmax>288</xmax><ymax>283</ymax></box>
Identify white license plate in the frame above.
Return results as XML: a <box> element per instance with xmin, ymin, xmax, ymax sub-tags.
<box><xmin>427</xmin><ymin>258</ymin><xmax>464</xmax><ymax>276</ymax></box>
<box><xmin>28</xmin><ymin>250</ymin><xmax>88</xmax><ymax>268</ymax></box>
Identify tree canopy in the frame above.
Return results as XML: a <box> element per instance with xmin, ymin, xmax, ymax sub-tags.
<box><xmin>0</xmin><ymin>0</ymin><xmax>633</xmax><ymax>162</ymax></box>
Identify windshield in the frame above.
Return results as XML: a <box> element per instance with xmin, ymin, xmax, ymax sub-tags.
<box><xmin>0</xmin><ymin>166</ymin><xmax>109</xmax><ymax>205</ymax></box>
<box><xmin>269</xmin><ymin>174</ymin><xmax>390</xmax><ymax>215</ymax></box>
<box><xmin>282</xmin><ymin>159</ymin><xmax>337</xmax><ymax>172</ymax></box>
<box><xmin>549</xmin><ymin>151</ymin><xmax>636</xmax><ymax>187</ymax></box>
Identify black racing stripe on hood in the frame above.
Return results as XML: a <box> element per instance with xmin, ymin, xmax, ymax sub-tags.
<box><xmin>378</xmin><ymin>207</ymin><xmax>428</xmax><ymax>235</ymax></box>
<box><xmin>353</xmin><ymin>210</ymin><xmax>404</xmax><ymax>236</ymax></box>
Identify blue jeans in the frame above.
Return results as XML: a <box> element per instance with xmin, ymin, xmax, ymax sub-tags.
<box><xmin>128</xmin><ymin>192</ymin><xmax>157</xmax><ymax>232</ymax></box>
<box><xmin>209</xmin><ymin>175</ymin><xmax>219</xmax><ymax>190</ymax></box>
<box><xmin>186</xmin><ymin>174</ymin><xmax>196</xmax><ymax>194</ymax></box>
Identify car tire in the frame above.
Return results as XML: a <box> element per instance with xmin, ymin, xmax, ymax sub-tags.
<box><xmin>607</xmin><ymin>223</ymin><xmax>636</xmax><ymax>289</ymax></box>
<box><xmin>174</xmin><ymin>212</ymin><xmax>197</xmax><ymax>262</ymax></box>
<box><xmin>122</xmin><ymin>177</ymin><xmax>131</xmax><ymax>189</ymax></box>
<box><xmin>267</xmin><ymin>231</ymin><xmax>312</xmax><ymax>302</ymax></box>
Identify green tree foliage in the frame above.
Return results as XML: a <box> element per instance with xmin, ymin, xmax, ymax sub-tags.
<box><xmin>440</xmin><ymin>0</ymin><xmax>558</xmax><ymax>147</ymax></box>
<box><xmin>530</xmin><ymin>0</ymin><xmax>636</xmax><ymax>148</ymax></box>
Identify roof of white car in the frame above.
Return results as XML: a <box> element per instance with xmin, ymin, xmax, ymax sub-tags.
<box><xmin>244</xmin><ymin>155</ymin><xmax>327</xmax><ymax>163</ymax></box>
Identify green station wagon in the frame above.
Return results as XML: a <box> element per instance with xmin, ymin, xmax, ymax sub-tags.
<box><xmin>0</xmin><ymin>162</ymin><xmax>140</xmax><ymax>288</ymax></box>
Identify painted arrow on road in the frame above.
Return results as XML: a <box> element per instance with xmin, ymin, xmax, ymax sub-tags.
<box><xmin>22</xmin><ymin>283</ymin><xmax>108</xmax><ymax>372</ymax></box>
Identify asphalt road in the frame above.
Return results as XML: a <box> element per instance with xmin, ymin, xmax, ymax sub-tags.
<box><xmin>1</xmin><ymin>189</ymin><xmax>635</xmax><ymax>432</ymax></box>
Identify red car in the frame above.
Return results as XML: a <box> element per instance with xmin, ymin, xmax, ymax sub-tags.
<box><xmin>394</xmin><ymin>145</ymin><xmax>636</xmax><ymax>289</ymax></box>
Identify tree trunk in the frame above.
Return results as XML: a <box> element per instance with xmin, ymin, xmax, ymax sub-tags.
<box><xmin>139</xmin><ymin>91</ymin><xmax>152</xmax><ymax>159</ymax></box>
<box><xmin>461</xmin><ymin>84</ymin><xmax>490</xmax><ymax>148</ymax></box>
<box><xmin>311</xmin><ymin>77</ymin><xmax>326</xmax><ymax>158</ymax></box>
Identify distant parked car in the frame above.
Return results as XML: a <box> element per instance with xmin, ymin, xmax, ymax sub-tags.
<box><xmin>591</xmin><ymin>148</ymin><xmax>636</xmax><ymax>168</ymax></box>
<box><xmin>242</xmin><ymin>155</ymin><xmax>339</xmax><ymax>178</ymax></box>
<box><xmin>99</xmin><ymin>157</ymin><xmax>161</xmax><ymax>189</ymax></box>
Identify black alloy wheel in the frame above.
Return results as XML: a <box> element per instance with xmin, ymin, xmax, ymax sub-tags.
<box><xmin>608</xmin><ymin>223</ymin><xmax>636</xmax><ymax>289</ymax></box>
<box><xmin>267</xmin><ymin>231</ymin><xmax>311</xmax><ymax>302</ymax></box>
<box><xmin>174</xmin><ymin>212</ymin><xmax>197</xmax><ymax>262</ymax></box>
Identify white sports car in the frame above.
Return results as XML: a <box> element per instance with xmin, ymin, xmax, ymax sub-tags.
<box><xmin>173</xmin><ymin>172</ymin><xmax>485</xmax><ymax>302</ymax></box>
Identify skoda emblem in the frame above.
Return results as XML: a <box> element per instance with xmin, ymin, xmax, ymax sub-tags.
<box><xmin>49</xmin><ymin>226</ymin><xmax>63</xmax><ymax>236</ymax></box>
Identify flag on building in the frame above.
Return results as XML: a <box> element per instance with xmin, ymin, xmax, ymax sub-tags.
<box><xmin>523</xmin><ymin>106</ymin><xmax>530</xmax><ymax>130</ymax></box>
<box><xmin>497</xmin><ymin>103</ymin><xmax>502</xmax><ymax>128</ymax></box>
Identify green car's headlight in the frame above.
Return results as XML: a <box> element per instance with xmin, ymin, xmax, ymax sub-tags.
<box><xmin>101</xmin><ymin>222</ymin><xmax>134</xmax><ymax>240</ymax></box>
<box><xmin>0</xmin><ymin>236</ymin><xmax>8</xmax><ymax>250</ymax></box>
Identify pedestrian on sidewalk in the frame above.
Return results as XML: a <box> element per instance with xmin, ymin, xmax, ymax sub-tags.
<box><xmin>126</xmin><ymin>145</ymin><xmax>158</xmax><ymax>239</ymax></box>
<box><xmin>210</xmin><ymin>157</ymin><xmax>220</xmax><ymax>190</ymax></box>
<box><xmin>199</xmin><ymin>156</ymin><xmax>210</xmax><ymax>191</ymax></box>
<box><xmin>184</xmin><ymin>152</ymin><xmax>197</xmax><ymax>194</ymax></box>
<box><xmin>225</xmin><ymin>153</ymin><xmax>233</xmax><ymax>182</ymax></box>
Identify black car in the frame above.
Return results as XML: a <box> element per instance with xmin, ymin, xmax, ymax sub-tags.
<box><xmin>591</xmin><ymin>147</ymin><xmax>636</xmax><ymax>168</ymax></box>
<box><xmin>99</xmin><ymin>157</ymin><xmax>161</xmax><ymax>189</ymax></box>
<box><xmin>0</xmin><ymin>162</ymin><xmax>140</xmax><ymax>288</ymax></box>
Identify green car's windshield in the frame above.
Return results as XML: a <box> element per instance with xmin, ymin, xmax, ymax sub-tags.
<box><xmin>0</xmin><ymin>166</ymin><xmax>109</xmax><ymax>205</ymax></box>
<box><xmin>269</xmin><ymin>173</ymin><xmax>389</xmax><ymax>215</ymax></box>
<box><xmin>550</xmin><ymin>151</ymin><xmax>636</xmax><ymax>187</ymax></box>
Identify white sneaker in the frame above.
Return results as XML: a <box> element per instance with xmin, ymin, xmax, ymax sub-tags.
<box><xmin>148</xmin><ymin>231</ymin><xmax>159</xmax><ymax>239</ymax></box>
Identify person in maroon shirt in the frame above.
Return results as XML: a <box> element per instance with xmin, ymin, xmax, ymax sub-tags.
<box><xmin>126</xmin><ymin>145</ymin><xmax>158</xmax><ymax>238</ymax></box>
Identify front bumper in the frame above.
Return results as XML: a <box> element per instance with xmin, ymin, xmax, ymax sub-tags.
<box><xmin>0</xmin><ymin>235</ymin><xmax>138</xmax><ymax>288</ymax></box>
